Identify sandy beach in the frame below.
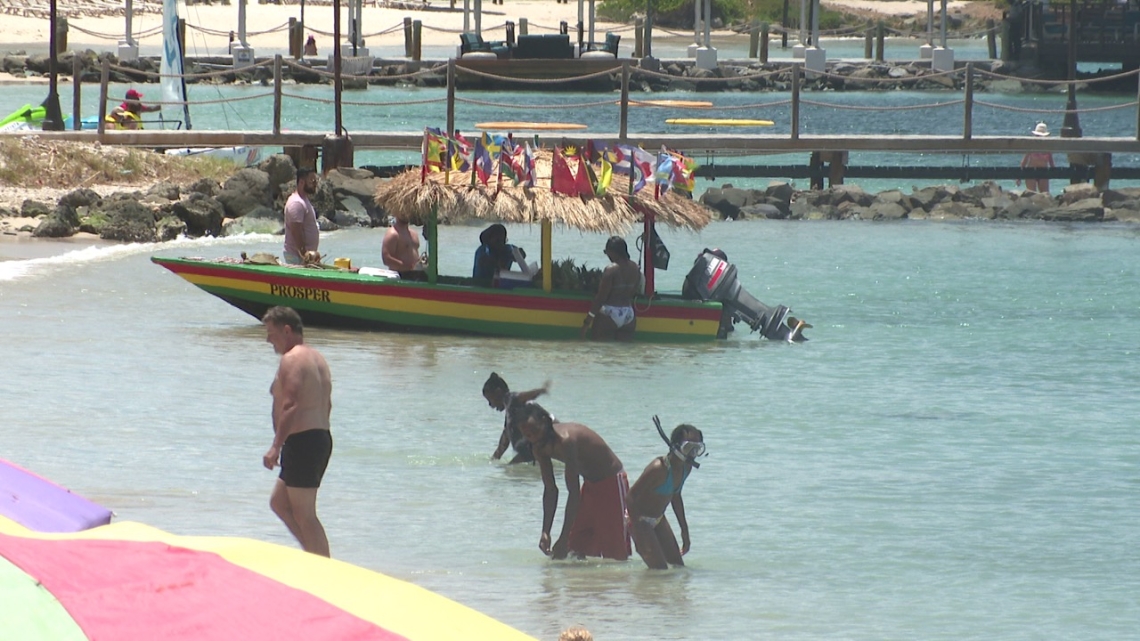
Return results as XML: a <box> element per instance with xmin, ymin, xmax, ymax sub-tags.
<box><xmin>0</xmin><ymin>0</ymin><xmax>984</xmax><ymax>59</ymax></box>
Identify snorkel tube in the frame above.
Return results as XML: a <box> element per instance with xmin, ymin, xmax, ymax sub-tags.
<box><xmin>653</xmin><ymin>415</ymin><xmax>701</xmax><ymax>469</ymax></box>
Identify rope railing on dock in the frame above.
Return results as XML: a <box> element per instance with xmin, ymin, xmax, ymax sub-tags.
<box><xmin>972</xmin><ymin>99</ymin><xmax>1139</xmax><ymax>115</ymax></box>
<box><xmin>808</xmin><ymin>66</ymin><xmax>963</xmax><ymax>84</ymax></box>
<box><xmin>800</xmin><ymin>98</ymin><xmax>966</xmax><ymax>111</ymax></box>
<box><xmin>455</xmin><ymin>64</ymin><xmax>620</xmax><ymax>84</ymax></box>
<box><xmin>279</xmin><ymin>91</ymin><xmax>446</xmax><ymax>107</ymax></box>
<box><xmin>633</xmin><ymin>66</ymin><xmax>785</xmax><ymax>83</ymax></box>
<box><xmin>109</xmin><ymin>59</ymin><xmax>274</xmax><ymax>81</ymax></box>
<box><xmin>455</xmin><ymin>96</ymin><xmax>618</xmax><ymax>110</ymax></box>
<box><xmin>283</xmin><ymin>58</ymin><xmax>445</xmax><ymax>82</ymax></box>
<box><xmin>188</xmin><ymin>21</ymin><xmax>290</xmax><ymax>38</ymax></box>
<box><xmin>68</xmin><ymin>23</ymin><xmax>164</xmax><ymax>40</ymax></box>
<box><xmin>975</xmin><ymin>67</ymin><xmax>1140</xmax><ymax>85</ymax></box>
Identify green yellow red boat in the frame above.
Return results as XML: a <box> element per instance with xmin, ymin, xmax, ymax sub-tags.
<box><xmin>153</xmin><ymin>137</ymin><xmax>807</xmax><ymax>343</ymax></box>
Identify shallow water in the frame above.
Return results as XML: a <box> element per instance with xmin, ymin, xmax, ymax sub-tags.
<box><xmin>2</xmin><ymin>220</ymin><xmax>1138</xmax><ymax>640</ymax></box>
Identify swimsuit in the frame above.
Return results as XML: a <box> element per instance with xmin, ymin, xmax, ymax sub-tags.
<box><xmin>600</xmin><ymin>305</ymin><xmax>635</xmax><ymax>328</ymax></box>
<box><xmin>566</xmin><ymin>470</ymin><xmax>631</xmax><ymax>560</ymax></box>
<box><xmin>279</xmin><ymin>429</ymin><xmax>333</xmax><ymax>489</ymax></box>
<box><xmin>652</xmin><ymin>455</ymin><xmax>691</xmax><ymax>496</ymax></box>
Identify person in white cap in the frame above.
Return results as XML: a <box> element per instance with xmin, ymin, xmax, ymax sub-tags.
<box><xmin>1017</xmin><ymin>122</ymin><xmax>1055</xmax><ymax>194</ymax></box>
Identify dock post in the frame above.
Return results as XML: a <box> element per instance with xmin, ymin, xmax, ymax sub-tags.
<box><xmin>403</xmin><ymin>17</ymin><xmax>413</xmax><ymax>57</ymax></box>
<box><xmin>749</xmin><ymin>21</ymin><xmax>759</xmax><ymax>58</ymax></box>
<box><xmin>1000</xmin><ymin>17</ymin><xmax>1010</xmax><ymax>61</ymax></box>
<box><xmin>619</xmin><ymin>61</ymin><xmax>630</xmax><ymax>140</ymax></box>
<box><xmin>97</xmin><ymin>59</ymin><xmax>109</xmax><ymax>136</ymax></box>
<box><xmin>413</xmin><ymin>20</ymin><xmax>422</xmax><ymax>61</ymax></box>
<box><xmin>519</xmin><ymin>17</ymin><xmax>528</xmax><ymax>36</ymax></box>
<box><xmin>864</xmin><ymin>28</ymin><xmax>872</xmax><ymax>59</ymax></box>
<box><xmin>986</xmin><ymin>19</ymin><xmax>997</xmax><ymax>59</ymax></box>
<box><xmin>1094</xmin><ymin>154</ymin><xmax>1112</xmax><ymax>189</ymax></box>
<box><xmin>634</xmin><ymin>17</ymin><xmax>643</xmax><ymax>58</ymax></box>
<box><xmin>273</xmin><ymin>55</ymin><xmax>283</xmax><ymax>135</ymax></box>
<box><xmin>446</xmin><ymin>59</ymin><xmax>456</xmax><ymax>137</ymax></box>
<box><xmin>791</xmin><ymin>63</ymin><xmax>800</xmax><ymax>140</ymax></box>
<box><xmin>963</xmin><ymin>63</ymin><xmax>973</xmax><ymax>140</ymax></box>
<box><xmin>1135</xmin><ymin>74</ymin><xmax>1140</xmax><ymax>141</ymax></box>
<box><xmin>57</xmin><ymin>17</ymin><xmax>67</xmax><ymax>53</ymax></box>
<box><xmin>71</xmin><ymin>54</ymin><xmax>81</xmax><ymax>131</ymax></box>
<box><xmin>825</xmin><ymin>151</ymin><xmax>847</xmax><ymax>186</ymax></box>
<box><xmin>760</xmin><ymin>23</ymin><xmax>770</xmax><ymax>62</ymax></box>
<box><xmin>875</xmin><ymin>21</ymin><xmax>884</xmax><ymax>62</ymax></box>
<box><xmin>644</xmin><ymin>12</ymin><xmax>653</xmax><ymax>58</ymax></box>
<box><xmin>809</xmin><ymin>152</ymin><xmax>823</xmax><ymax>190</ymax></box>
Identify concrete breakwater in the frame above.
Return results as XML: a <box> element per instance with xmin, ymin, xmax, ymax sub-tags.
<box><xmin>4</xmin><ymin>50</ymin><xmax>1137</xmax><ymax>93</ymax></box>
<box><xmin>4</xmin><ymin>153</ymin><xmax>1139</xmax><ymax>245</ymax></box>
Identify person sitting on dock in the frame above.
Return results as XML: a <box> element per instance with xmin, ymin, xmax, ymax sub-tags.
<box><xmin>472</xmin><ymin>223</ymin><xmax>526</xmax><ymax>284</ymax></box>
<box><xmin>581</xmin><ymin>236</ymin><xmax>643</xmax><ymax>341</ymax></box>
<box><xmin>304</xmin><ymin>34</ymin><xmax>318</xmax><ymax>57</ymax></box>
<box><xmin>382</xmin><ymin>217</ymin><xmax>426</xmax><ymax>275</ymax></box>
<box><xmin>483</xmin><ymin>373</ymin><xmax>550</xmax><ymax>465</ymax></box>
<box><xmin>1018</xmin><ymin>122</ymin><xmax>1055</xmax><ymax>194</ymax></box>
<box><xmin>107</xmin><ymin>89</ymin><xmax>160</xmax><ymax>130</ymax></box>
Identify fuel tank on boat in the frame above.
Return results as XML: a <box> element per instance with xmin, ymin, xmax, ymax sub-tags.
<box><xmin>682</xmin><ymin>249</ymin><xmax>809</xmax><ymax>342</ymax></box>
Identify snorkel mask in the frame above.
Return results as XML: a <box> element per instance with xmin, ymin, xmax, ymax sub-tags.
<box><xmin>653</xmin><ymin>415</ymin><xmax>706</xmax><ymax>469</ymax></box>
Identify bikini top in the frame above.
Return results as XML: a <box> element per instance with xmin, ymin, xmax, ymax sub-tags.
<box><xmin>652</xmin><ymin>455</ymin><xmax>691</xmax><ymax>496</ymax></box>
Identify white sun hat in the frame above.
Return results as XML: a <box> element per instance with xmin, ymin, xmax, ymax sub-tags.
<box><xmin>1031</xmin><ymin>122</ymin><xmax>1050</xmax><ymax>137</ymax></box>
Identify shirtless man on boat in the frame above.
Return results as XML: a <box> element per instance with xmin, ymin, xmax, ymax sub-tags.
<box><xmin>518</xmin><ymin>402</ymin><xmax>631</xmax><ymax>561</ymax></box>
<box><xmin>262</xmin><ymin>306</ymin><xmax>334</xmax><ymax>557</ymax></box>
<box><xmin>582</xmin><ymin>236</ymin><xmax>643</xmax><ymax>341</ymax></box>
<box><xmin>381</xmin><ymin>217</ymin><xmax>426</xmax><ymax>272</ymax></box>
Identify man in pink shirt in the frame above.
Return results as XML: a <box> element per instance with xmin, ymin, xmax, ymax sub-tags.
<box><xmin>283</xmin><ymin>168</ymin><xmax>320</xmax><ymax>264</ymax></box>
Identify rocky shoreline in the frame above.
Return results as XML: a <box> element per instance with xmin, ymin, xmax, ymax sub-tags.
<box><xmin>4</xmin><ymin>153</ymin><xmax>1138</xmax><ymax>244</ymax></box>
<box><xmin>3</xmin><ymin>50</ymin><xmax>1136</xmax><ymax>93</ymax></box>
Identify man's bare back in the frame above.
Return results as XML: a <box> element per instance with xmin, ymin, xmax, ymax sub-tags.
<box><xmin>538</xmin><ymin>422</ymin><xmax>624</xmax><ymax>482</ymax></box>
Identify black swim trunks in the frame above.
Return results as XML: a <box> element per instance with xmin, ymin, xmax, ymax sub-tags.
<box><xmin>279</xmin><ymin>429</ymin><xmax>333</xmax><ymax>488</ymax></box>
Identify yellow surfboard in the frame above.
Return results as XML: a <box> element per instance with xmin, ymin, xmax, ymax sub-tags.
<box><xmin>622</xmin><ymin>99</ymin><xmax>714</xmax><ymax>108</ymax></box>
<box><xmin>475</xmin><ymin>121</ymin><xmax>588</xmax><ymax>131</ymax></box>
<box><xmin>666</xmin><ymin>118</ymin><xmax>775</xmax><ymax>126</ymax></box>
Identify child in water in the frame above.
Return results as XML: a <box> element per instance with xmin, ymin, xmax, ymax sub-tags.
<box><xmin>482</xmin><ymin>373</ymin><xmax>549</xmax><ymax>464</ymax></box>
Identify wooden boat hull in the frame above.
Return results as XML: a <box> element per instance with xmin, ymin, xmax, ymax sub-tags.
<box><xmin>152</xmin><ymin>257</ymin><xmax>726</xmax><ymax>342</ymax></box>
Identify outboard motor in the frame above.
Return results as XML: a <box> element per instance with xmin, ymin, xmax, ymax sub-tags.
<box><xmin>682</xmin><ymin>249</ymin><xmax>808</xmax><ymax>342</ymax></box>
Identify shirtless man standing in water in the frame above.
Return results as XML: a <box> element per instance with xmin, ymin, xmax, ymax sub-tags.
<box><xmin>582</xmin><ymin>236</ymin><xmax>643</xmax><ymax>341</ymax></box>
<box><xmin>381</xmin><ymin>218</ymin><xmax>425</xmax><ymax>272</ymax></box>
<box><xmin>262</xmin><ymin>306</ymin><xmax>333</xmax><ymax>557</ymax></box>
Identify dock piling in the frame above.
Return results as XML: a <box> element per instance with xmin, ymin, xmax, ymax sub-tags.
<box><xmin>963</xmin><ymin>63</ymin><xmax>973</xmax><ymax>140</ymax></box>
<box><xmin>864</xmin><ymin>28</ymin><xmax>872</xmax><ymax>59</ymax></box>
<box><xmin>791</xmin><ymin>64</ymin><xmax>800</xmax><ymax>140</ymax></box>
<box><xmin>97</xmin><ymin>59</ymin><xmax>109</xmax><ymax>136</ymax></box>
<box><xmin>760</xmin><ymin>23</ymin><xmax>770</xmax><ymax>62</ymax></box>
<box><xmin>619</xmin><ymin>61</ymin><xmax>630</xmax><ymax>140</ymax></box>
<box><xmin>413</xmin><ymin>20</ymin><xmax>422</xmax><ymax>61</ymax></box>
<box><xmin>986</xmin><ymin>19</ymin><xmax>997</xmax><ymax>59</ymax></box>
<box><xmin>634</xmin><ymin>18</ymin><xmax>643</xmax><ymax>58</ymax></box>
<box><xmin>273</xmin><ymin>55</ymin><xmax>282</xmax><ymax>135</ymax></box>
<box><xmin>71</xmin><ymin>54</ymin><xmax>81</xmax><ymax>131</ymax></box>
<box><xmin>875</xmin><ymin>21</ymin><xmax>885</xmax><ymax>62</ymax></box>
<box><xmin>403</xmin><ymin>17</ymin><xmax>412</xmax><ymax>57</ymax></box>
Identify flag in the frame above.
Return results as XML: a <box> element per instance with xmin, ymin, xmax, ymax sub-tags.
<box><xmin>655</xmin><ymin>153</ymin><xmax>677</xmax><ymax>197</ymax></box>
<box><xmin>473</xmin><ymin>134</ymin><xmax>493</xmax><ymax>185</ymax></box>
<box><xmin>573</xmin><ymin>149</ymin><xmax>595</xmax><ymax>197</ymax></box>
<box><xmin>607</xmin><ymin>144</ymin><xmax>631</xmax><ymax>175</ymax></box>
<box><xmin>421</xmin><ymin>127</ymin><xmax>444</xmax><ymax>182</ymax></box>
<box><xmin>522</xmin><ymin>142</ymin><xmax>536</xmax><ymax>187</ymax></box>
<box><xmin>596</xmin><ymin>156</ymin><xmax>613</xmax><ymax>196</ymax></box>
<box><xmin>669</xmin><ymin>151</ymin><xmax>698</xmax><ymax>195</ymax></box>
<box><xmin>629</xmin><ymin>147</ymin><xmax>655</xmax><ymax>194</ymax></box>
<box><xmin>449</xmin><ymin>132</ymin><xmax>472</xmax><ymax>172</ymax></box>
<box><xmin>550</xmin><ymin>146</ymin><xmax>577</xmax><ymax>196</ymax></box>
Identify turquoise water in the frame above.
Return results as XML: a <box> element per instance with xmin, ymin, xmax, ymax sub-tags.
<box><xmin>2</xmin><ymin>220</ymin><xmax>1139</xmax><ymax>639</ymax></box>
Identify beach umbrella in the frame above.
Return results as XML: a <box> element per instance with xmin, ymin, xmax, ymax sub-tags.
<box><xmin>375</xmin><ymin>148</ymin><xmax>713</xmax><ymax>234</ymax></box>
<box><xmin>0</xmin><ymin>516</ymin><xmax>535</xmax><ymax>641</ymax></box>
<box><xmin>0</xmin><ymin>458</ymin><xmax>112</xmax><ymax>533</ymax></box>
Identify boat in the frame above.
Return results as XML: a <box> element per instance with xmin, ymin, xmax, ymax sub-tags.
<box><xmin>153</xmin><ymin>139</ymin><xmax>807</xmax><ymax>343</ymax></box>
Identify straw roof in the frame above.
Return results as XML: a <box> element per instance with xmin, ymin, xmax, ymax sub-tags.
<box><xmin>373</xmin><ymin>149</ymin><xmax>713</xmax><ymax>234</ymax></box>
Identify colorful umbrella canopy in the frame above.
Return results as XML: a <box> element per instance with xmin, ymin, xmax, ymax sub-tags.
<box><xmin>0</xmin><ymin>517</ymin><xmax>535</xmax><ymax>640</ymax></box>
<box><xmin>0</xmin><ymin>458</ymin><xmax>112</xmax><ymax>533</ymax></box>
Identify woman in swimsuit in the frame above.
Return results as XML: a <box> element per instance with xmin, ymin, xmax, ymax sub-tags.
<box><xmin>625</xmin><ymin>423</ymin><xmax>705</xmax><ymax>569</ymax></box>
<box><xmin>582</xmin><ymin>236</ymin><xmax>643</xmax><ymax>341</ymax></box>
<box><xmin>483</xmin><ymin>373</ymin><xmax>549</xmax><ymax>465</ymax></box>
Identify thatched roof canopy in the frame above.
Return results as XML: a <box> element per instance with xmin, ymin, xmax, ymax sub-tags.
<box><xmin>373</xmin><ymin>149</ymin><xmax>713</xmax><ymax>234</ymax></box>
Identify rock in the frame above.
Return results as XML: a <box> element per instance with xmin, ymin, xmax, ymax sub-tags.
<box><xmin>258</xmin><ymin>154</ymin><xmax>297</xmax><ymax>199</ymax></box>
<box><xmin>323</xmin><ymin>167</ymin><xmax>384</xmax><ymax>226</ymax></box>
<box><xmin>20</xmin><ymin>199</ymin><xmax>51</xmax><ymax>218</ymax></box>
<box><xmin>928</xmin><ymin>201</ymin><xmax>973</xmax><ymax>220</ymax></box>
<box><xmin>58</xmin><ymin>188</ymin><xmax>102</xmax><ymax>210</ymax></box>
<box><xmin>1059</xmin><ymin>182</ymin><xmax>1099</xmax><ymax>205</ymax></box>
<box><xmin>146</xmin><ymin>182</ymin><xmax>180</xmax><ymax>201</ymax></box>
<box><xmin>172</xmin><ymin>193</ymin><xmax>226</xmax><ymax>237</ymax></box>
<box><xmin>217</xmin><ymin>168</ymin><xmax>272</xmax><ymax>218</ymax></box>
<box><xmin>997</xmin><ymin>193</ymin><xmax>1052</xmax><ymax>219</ymax></box>
<box><xmin>1107</xmin><ymin>206</ymin><xmax>1140</xmax><ymax>223</ymax></box>
<box><xmin>97</xmin><ymin>198</ymin><xmax>158</xmax><ymax>243</ymax></box>
<box><xmin>188</xmin><ymin>178</ymin><xmax>220</xmax><ymax>197</ymax></box>
<box><xmin>1039</xmin><ymin>198</ymin><xmax>1104</xmax><ymax>222</ymax></box>
<box><xmin>1100</xmin><ymin>188</ymin><xmax>1140</xmax><ymax>207</ymax></box>
<box><xmin>155</xmin><ymin>215</ymin><xmax>187</xmax><ymax>242</ymax></box>
<box><xmin>765</xmin><ymin>181</ymin><xmax>794</xmax><ymax>204</ymax></box>
<box><xmin>78</xmin><ymin>211</ymin><xmax>110</xmax><ymax>235</ymax></box>
<box><xmin>32</xmin><ymin>204</ymin><xmax>80</xmax><ymax>238</ymax></box>
<box><xmin>867</xmin><ymin>201</ymin><xmax>907</xmax><ymax>220</ymax></box>
<box><xmin>738</xmin><ymin>203</ymin><xmax>784</xmax><ymax>220</ymax></box>
<box><xmin>888</xmin><ymin>66</ymin><xmax>910</xmax><ymax>78</ymax></box>
<box><xmin>334</xmin><ymin>195</ymin><xmax>373</xmax><ymax>227</ymax></box>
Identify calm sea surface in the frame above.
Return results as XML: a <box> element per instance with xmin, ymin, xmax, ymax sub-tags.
<box><xmin>2</xmin><ymin>219</ymin><xmax>1138</xmax><ymax>640</ymax></box>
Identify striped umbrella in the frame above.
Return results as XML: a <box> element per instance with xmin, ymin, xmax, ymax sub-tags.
<box><xmin>0</xmin><ymin>516</ymin><xmax>536</xmax><ymax>641</ymax></box>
